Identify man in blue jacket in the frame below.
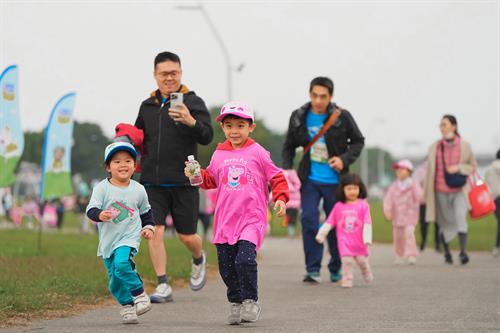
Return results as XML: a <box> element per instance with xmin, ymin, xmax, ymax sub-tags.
<box><xmin>135</xmin><ymin>52</ymin><xmax>213</xmax><ymax>302</ymax></box>
<box><xmin>282</xmin><ymin>77</ymin><xmax>364</xmax><ymax>283</ymax></box>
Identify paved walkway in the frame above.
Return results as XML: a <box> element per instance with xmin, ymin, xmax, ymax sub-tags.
<box><xmin>3</xmin><ymin>238</ymin><xmax>500</xmax><ymax>332</ymax></box>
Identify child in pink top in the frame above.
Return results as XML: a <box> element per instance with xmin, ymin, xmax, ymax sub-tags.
<box><xmin>186</xmin><ymin>101</ymin><xmax>288</xmax><ymax>325</ymax></box>
<box><xmin>282</xmin><ymin>169</ymin><xmax>301</xmax><ymax>237</ymax></box>
<box><xmin>316</xmin><ymin>173</ymin><xmax>373</xmax><ymax>288</ymax></box>
<box><xmin>22</xmin><ymin>196</ymin><xmax>41</xmax><ymax>229</ymax></box>
<box><xmin>383</xmin><ymin>159</ymin><xmax>422</xmax><ymax>264</ymax></box>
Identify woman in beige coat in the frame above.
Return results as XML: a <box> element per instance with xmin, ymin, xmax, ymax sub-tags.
<box><xmin>424</xmin><ymin>115</ymin><xmax>476</xmax><ymax>265</ymax></box>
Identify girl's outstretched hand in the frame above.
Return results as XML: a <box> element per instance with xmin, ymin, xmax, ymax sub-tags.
<box><xmin>274</xmin><ymin>200</ymin><xmax>286</xmax><ymax>217</ymax></box>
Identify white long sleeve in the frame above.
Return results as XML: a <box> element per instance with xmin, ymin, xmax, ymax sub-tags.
<box><xmin>315</xmin><ymin>223</ymin><xmax>332</xmax><ymax>244</ymax></box>
<box><xmin>363</xmin><ymin>223</ymin><xmax>373</xmax><ymax>245</ymax></box>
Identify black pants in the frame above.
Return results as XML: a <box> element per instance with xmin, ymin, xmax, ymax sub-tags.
<box><xmin>495</xmin><ymin>198</ymin><xmax>500</xmax><ymax>248</ymax></box>
<box><xmin>216</xmin><ymin>240</ymin><xmax>257</xmax><ymax>303</ymax></box>
<box><xmin>419</xmin><ymin>204</ymin><xmax>441</xmax><ymax>251</ymax></box>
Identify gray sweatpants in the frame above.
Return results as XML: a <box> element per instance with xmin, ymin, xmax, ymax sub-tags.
<box><xmin>436</xmin><ymin>191</ymin><xmax>468</xmax><ymax>243</ymax></box>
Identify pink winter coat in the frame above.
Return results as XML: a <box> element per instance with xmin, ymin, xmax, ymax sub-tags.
<box><xmin>283</xmin><ymin>170</ymin><xmax>301</xmax><ymax>209</ymax></box>
<box><xmin>383</xmin><ymin>179</ymin><xmax>422</xmax><ymax>227</ymax></box>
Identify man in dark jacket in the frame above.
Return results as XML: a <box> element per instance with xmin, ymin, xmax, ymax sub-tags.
<box><xmin>282</xmin><ymin>77</ymin><xmax>364</xmax><ymax>283</ymax></box>
<box><xmin>135</xmin><ymin>52</ymin><xmax>213</xmax><ymax>302</ymax></box>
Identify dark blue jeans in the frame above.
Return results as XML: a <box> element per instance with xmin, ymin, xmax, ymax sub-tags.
<box><xmin>301</xmin><ymin>180</ymin><xmax>341</xmax><ymax>274</ymax></box>
<box><xmin>216</xmin><ymin>240</ymin><xmax>258</xmax><ymax>303</ymax></box>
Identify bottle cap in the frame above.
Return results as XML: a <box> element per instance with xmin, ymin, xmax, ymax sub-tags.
<box><xmin>188</xmin><ymin>155</ymin><xmax>195</xmax><ymax>162</ymax></box>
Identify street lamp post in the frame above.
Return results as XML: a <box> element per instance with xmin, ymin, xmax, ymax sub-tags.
<box><xmin>176</xmin><ymin>3</ymin><xmax>233</xmax><ymax>101</ymax></box>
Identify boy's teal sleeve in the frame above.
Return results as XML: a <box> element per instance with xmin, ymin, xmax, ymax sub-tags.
<box><xmin>86</xmin><ymin>183</ymin><xmax>104</xmax><ymax>213</ymax></box>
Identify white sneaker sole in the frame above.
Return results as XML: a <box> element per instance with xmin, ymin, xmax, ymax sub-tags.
<box><xmin>189</xmin><ymin>276</ymin><xmax>206</xmax><ymax>291</ymax></box>
<box><xmin>122</xmin><ymin>317</ymin><xmax>138</xmax><ymax>324</ymax></box>
<box><xmin>150</xmin><ymin>294</ymin><xmax>173</xmax><ymax>303</ymax></box>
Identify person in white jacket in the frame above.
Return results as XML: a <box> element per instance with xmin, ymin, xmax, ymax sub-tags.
<box><xmin>485</xmin><ymin>149</ymin><xmax>500</xmax><ymax>257</ymax></box>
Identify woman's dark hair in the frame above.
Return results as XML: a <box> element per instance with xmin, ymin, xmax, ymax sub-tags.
<box><xmin>336</xmin><ymin>173</ymin><xmax>368</xmax><ymax>202</ymax></box>
<box><xmin>442</xmin><ymin>114</ymin><xmax>460</xmax><ymax>137</ymax></box>
<box><xmin>154</xmin><ymin>51</ymin><xmax>181</xmax><ymax>68</ymax></box>
<box><xmin>309</xmin><ymin>76</ymin><xmax>334</xmax><ymax>95</ymax></box>
<box><xmin>496</xmin><ymin>149</ymin><xmax>500</xmax><ymax>160</ymax></box>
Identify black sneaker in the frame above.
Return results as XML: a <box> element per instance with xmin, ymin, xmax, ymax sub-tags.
<box><xmin>302</xmin><ymin>272</ymin><xmax>321</xmax><ymax>283</ymax></box>
<box><xmin>444</xmin><ymin>253</ymin><xmax>453</xmax><ymax>264</ymax></box>
<box><xmin>459</xmin><ymin>252</ymin><xmax>469</xmax><ymax>265</ymax></box>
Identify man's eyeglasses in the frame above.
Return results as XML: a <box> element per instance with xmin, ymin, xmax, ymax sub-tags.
<box><xmin>156</xmin><ymin>71</ymin><xmax>181</xmax><ymax>79</ymax></box>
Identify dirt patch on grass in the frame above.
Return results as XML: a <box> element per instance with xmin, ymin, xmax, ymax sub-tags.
<box><xmin>0</xmin><ymin>264</ymin><xmax>220</xmax><ymax>328</ymax></box>
<box><xmin>0</xmin><ymin>298</ymin><xmax>114</xmax><ymax>328</ymax></box>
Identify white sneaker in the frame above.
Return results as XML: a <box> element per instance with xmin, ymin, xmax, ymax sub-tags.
<box><xmin>227</xmin><ymin>303</ymin><xmax>242</xmax><ymax>325</ymax></box>
<box><xmin>492</xmin><ymin>247</ymin><xmax>500</xmax><ymax>257</ymax></box>
<box><xmin>407</xmin><ymin>256</ymin><xmax>417</xmax><ymax>265</ymax></box>
<box><xmin>241</xmin><ymin>299</ymin><xmax>261</xmax><ymax>322</ymax></box>
<box><xmin>149</xmin><ymin>283</ymin><xmax>173</xmax><ymax>303</ymax></box>
<box><xmin>133</xmin><ymin>292</ymin><xmax>152</xmax><ymax>315</ymax></box>
<box><xmin>393</xmin><ymin>257</ymin><xmax>404</xmax><ymax>265</ymax></box>
<box><xmin>190</xmin><ymin>251</ymin><xmax>207</xmax><ymax>291</ymax></box>
<box><xmin>120</xmin><ymin>304</ymin><xmax>138</xmax><ymax>324</ymax></box>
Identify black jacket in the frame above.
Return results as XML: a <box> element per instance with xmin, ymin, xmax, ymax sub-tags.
<box><xmin>135</xmin><ymin>87</ymin><xmax>213</xmax><ymax>185</ymax></box>
<box><xmin>282</xmin><ymin>102</ymin><xmax>365</xmax><ymax>183</ymax></box>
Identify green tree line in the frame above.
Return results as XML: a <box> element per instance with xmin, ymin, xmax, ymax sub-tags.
<box><xmin>19</xmin><ymin>111</ymin><xmax>394</xmax><ymax>186</ymax></box>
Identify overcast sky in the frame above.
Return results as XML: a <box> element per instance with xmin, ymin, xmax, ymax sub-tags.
<box><xmin>1</xmin><ymin>0</ymin><xmax>498</xmax><ymax>157</ymax></box>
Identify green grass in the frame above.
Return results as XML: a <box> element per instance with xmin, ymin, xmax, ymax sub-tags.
<box><xmin>269</xmin><ymin>200</ymin><xmax>498</xmax><ymax>251</ymax></box>
<box><xmin>0</xmin><ymin>224</ymin><xmax>217</xmax><ymax>323</ymax></box>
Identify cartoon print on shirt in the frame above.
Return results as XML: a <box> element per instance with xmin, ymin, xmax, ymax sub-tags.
<box><xmin>222</xmin><ymin>164</ymin><xmax>248</xmax><ymax>189</ymax></box>
<box><xmin>341</xmin><ymin>210</ymin><xmax>359</xmax><ymax>233</ymax></box>
<box><xmin>106</xmin><ymin>201</ymin><xmax>135</xmax><ymax>224</ymax></box>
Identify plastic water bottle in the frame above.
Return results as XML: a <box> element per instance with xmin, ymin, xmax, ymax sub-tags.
<box><xmin>187</xmin><ymin>155</ymin><xmax>203</xmax><ymax>186</ymax></box>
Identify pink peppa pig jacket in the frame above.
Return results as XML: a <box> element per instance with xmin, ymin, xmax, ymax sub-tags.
<box><xmin>200</xmin><ymin>138</ymin><xmax>289</xmax><ymax>250</ymax></box>
<box><xmin>383</xmin><ymin>179</ymin><xmax>422</xmax><ymax>227</ymax></box>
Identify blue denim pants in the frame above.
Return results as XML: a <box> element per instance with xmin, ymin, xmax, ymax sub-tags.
<box><xmin>300</xmin><ymin>180</ymin><xmax>341</xmax><ymax>274</ymax></box>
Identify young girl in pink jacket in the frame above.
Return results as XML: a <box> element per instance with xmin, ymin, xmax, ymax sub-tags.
<box><xmin>383</xmin><ymin>159</ymin><xmax>422</xmax><ymax>264</ymax></box>
<box><xmin>315</xmin><ymin>173</ymin><xmax>373</xmax><ymax>288</ymax></box>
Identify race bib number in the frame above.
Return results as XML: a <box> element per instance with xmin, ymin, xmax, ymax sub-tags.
<box><xmin>310</xmin><ymin>142</ymin><xmax>329</xmax><ymax>163</ymax></box>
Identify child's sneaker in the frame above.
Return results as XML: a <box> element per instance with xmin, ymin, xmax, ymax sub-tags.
<box><xmin>393</xmin><ymin>257</ymin><xmax>404</xmax><ymax>265</ymax></box>
<box><xmin>341</xmin><ymin>278</ymin><xmax>353</xmax><ymax>288</ymax></box>
<box><xmin>190</xmin><ymin>251</ymin><xmax>207</xmax><ymax>291</ymax></box>
<box><xmin>407</xmin><ymin>256</ymin><xmax>417</xmax><ymax>265</ymax></box>
<box><xmin>227</xmin><ymin>302</ymin><xmax>242</xmax><ymax>325</ymax></box>
<box><xmin>150</xmin><ymin>283</ymin><xmax>173</xmax><ymax>303</ymax></box>
<box><xmin>120</xmin><ymin>304</ymin><xmax>138</xmax><ymax>324</ymax></box>
<box><xmin>133</xmin><ymin>292</ymin><xmax>152</xmax><ymax>316</ymax></box>
<box><xmin>241</xmin><ymin>299</ymin><xmax>261</xmax><ymax>322</ymax></box>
